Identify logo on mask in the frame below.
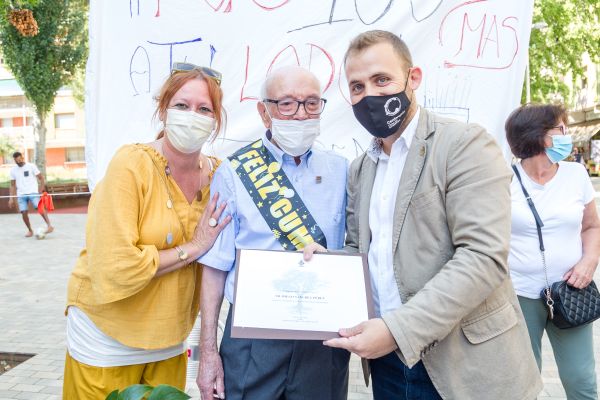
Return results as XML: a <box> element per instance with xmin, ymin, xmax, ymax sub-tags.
<box><xmin>384</xmin><ymin>97</ymin><xmax>402</xmax><ymax>116</ymax></box>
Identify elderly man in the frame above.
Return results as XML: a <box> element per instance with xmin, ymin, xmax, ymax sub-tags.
<box><xmin>306</xmin><ymin>30</ymin><xmax>542</xmax><ymax>400</ymax></box>
<box><xmin>196</xmin><ymin>66</ymin><xmax>349</xmax><ymax>400</ymax></box>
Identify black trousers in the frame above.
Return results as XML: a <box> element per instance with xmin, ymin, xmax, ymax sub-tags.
<box><xmin>220</xmin><ymin>307</ymin><xmax>350</xmax><ymax>400</ymax></box>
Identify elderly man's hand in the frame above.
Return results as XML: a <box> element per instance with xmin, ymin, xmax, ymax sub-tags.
<box><xmin>323</xmin><ymin>318</ymin><xmax>398</xmax><ymax>359</ymax></box>
<box><xmin>197</xmin><ymin>350</ymin><xmax>225</xmax><ymax>399</ymax></box>
<box><xmin>302</xmin><ymin>242</ymin><xmax>327</xmax><ymax>261</ymax></box>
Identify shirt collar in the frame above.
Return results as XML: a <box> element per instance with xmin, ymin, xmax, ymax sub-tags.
<box><xmin>366</xmin><ymin>107</ymin><xmax>421</xmax><ymax>162</ymax></box>
<box><xmin>263</xmin><ymin>130</ymin><xmax>313</xmax><ymax>165</ymax></box>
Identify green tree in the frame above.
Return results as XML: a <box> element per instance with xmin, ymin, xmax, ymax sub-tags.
<box><xmin>0</xmin><ymin>1</ymin><xmax>39</xmax><ymax>19</ymax></box>
<box><xmin>0</xmin><ymin>134</ymin><xmax>17</xmax><ymax>158</ymax></box>
<box><xmin>525</xmin><ymin>0</ymin><xmax>600</xmax><ymax>105</ymax></box>
<box><xmin>0</xmin><ymin>0</ymin><xmax>87</xmax><ymax>177</ymax></box>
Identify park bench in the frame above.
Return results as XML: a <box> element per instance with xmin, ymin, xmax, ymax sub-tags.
<box><xmin>46</xmin><ymin>182</ymin><xmax>89</xmax><ymax>197</ymax></box>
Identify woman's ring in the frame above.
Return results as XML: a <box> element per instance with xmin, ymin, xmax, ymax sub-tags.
<box><xmin>209</xmin><ymin>217</ymin><xmax>218</xmax><ymax>227</ymax></box>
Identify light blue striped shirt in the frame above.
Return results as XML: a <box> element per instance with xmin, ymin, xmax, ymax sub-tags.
<box><xmin>199</xmin><ymin>133</ymin><xmax>348</xmax><ymax>303</ymax></box>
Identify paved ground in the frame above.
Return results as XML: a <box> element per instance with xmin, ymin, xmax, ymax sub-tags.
<box><xmin>1</xmin><ymin>179</ymin><xmax>600</xmax><ymax>399</ymax></box>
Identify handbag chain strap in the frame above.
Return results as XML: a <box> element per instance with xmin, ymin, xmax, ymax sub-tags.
<box><xmin>512</xmin><ymin>164</ymin><xmax>555</xmax><ymax>319</ymax></box>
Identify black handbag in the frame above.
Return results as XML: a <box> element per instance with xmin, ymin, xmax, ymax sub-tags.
<box><xmin>512</xmin><ymin>164</ymin><xmax>600</xmax><ymax>329</ymax></box>
<box><xmin>546</xmin><ymin>280</ymin><xmax>600</xmax><ymax>328</ymax></box>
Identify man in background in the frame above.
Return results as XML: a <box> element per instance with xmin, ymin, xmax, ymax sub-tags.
<box><xmin>8</xmin><ymin>151</ymin><xmax>53</xmax><ymax>237</ymax></box>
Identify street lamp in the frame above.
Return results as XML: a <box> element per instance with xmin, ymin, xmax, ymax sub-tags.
<box><xmin>526</xmin><ymin>22</ymin><xmax>548</xmax><ymax>103</ymax></box>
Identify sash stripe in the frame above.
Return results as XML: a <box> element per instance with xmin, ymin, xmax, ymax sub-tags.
<box><xmin>228</xmin><ymin>140</ymin><xmax>327</xmax><ymax>250</ymax></box>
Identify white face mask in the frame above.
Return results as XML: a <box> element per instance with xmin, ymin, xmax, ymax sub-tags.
<box><xmin>164</xmin><ymin>109</ymin><xmax>215</xmax><ymax>154</ymax></box>
<box><xmin>270</xmin><ymin>118</ymin><xmax>320</xmax><ymax>157</ymax></box>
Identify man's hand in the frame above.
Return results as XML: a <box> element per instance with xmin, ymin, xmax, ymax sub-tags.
<box><xmin>197</xmin><ymin>350</ymin><xmax>225</xmax><ymax>399</ymax></box>
<box><xmin>302</xmin><ymin>242</ymin><xmax>327</xmax><ymax>261</ymax></box>
<box><xmin>323</xmin><ymin>318</ymin><xmax>398</xmax><ymax>359</ymax></box>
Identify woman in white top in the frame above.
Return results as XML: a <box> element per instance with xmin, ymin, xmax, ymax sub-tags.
<box><xmin>505</xmin><ymin>103</ymin><xmax>600</xmax><ymax>400</ymax></box>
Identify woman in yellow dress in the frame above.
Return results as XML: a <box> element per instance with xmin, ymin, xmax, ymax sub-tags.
<box><xmin>63</xmin><ymin>63</ymin><xmax>231</xmax><ymax>399</ymax></box>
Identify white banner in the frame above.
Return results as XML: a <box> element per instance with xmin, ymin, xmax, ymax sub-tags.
<box><xmin>86</xmin><ymin>0</ymin><xmax>533</xmax><ymax>188</ymax></box>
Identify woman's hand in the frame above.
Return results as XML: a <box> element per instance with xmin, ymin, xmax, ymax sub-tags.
<box><xmin>563</xmin><ymin>259</ymin><xmax>597</xmax><ymax>289</ymax></box>
<box><xmin>191</xmin><ymin>193</ymin><xmax>231</xmax><ymax>255</ymax></box>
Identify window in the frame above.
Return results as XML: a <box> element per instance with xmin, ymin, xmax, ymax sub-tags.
<box><xmin>65</xmin><ymin>147</ymin><xmax>85</xmax><ymax>162</ymax></box>
<box><xmin>12</xmin><ymin>117</ymin><xmax>24</xmax><ymax>127</ymax></box>
<box><xmin>0</xmin><ymin>117</ymin><xmax>13</xmax><ymax>128</ymax></box>
<box><xmin>54</xmin><ymin>113</ymin><xmax>75</xmax><ymax>129</ymax></box>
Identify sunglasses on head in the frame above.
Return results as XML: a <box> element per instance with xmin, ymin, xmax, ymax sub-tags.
<box><xmin>171</xmin><ymin>62</ymin><xmax>222</xmax><ymax>86</ymax></box>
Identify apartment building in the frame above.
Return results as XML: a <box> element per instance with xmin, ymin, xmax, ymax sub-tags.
<box><xmin>0</xmin><ymin>58</ymin><xmax>85</xmax><ymax>179</ymax></box>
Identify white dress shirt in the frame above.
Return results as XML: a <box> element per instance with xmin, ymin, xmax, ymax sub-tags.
<box><xmin>367</xmin><ymin>108</ymin><xmax>420</xmax><ymax>317</ymax></box>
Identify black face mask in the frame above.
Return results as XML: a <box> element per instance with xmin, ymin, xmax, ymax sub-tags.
<box><xmin>351</xmin><ymin>73</ymin><xmax>412</xmax><ymax>138</ymax></box>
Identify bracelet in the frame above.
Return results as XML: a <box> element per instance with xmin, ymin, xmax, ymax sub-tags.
<box><xmin>174</xmin><ymin>245</ymin><xmax>189</xmax><ymax>263</ymax></box>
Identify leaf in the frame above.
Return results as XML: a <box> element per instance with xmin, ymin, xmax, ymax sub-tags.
<box><xmin>147</xmin><ymin>384</ymin><xmax>191</xmax><ymax>400</ymax></box>
<box><xmin>117</xmin><ymin>384</ymin><xmax>153</xmax><ymax>400</ymax></box>
<box><xmin>106</xmin><ymin>390</ymin><xmax>119</xmax><ymax>400</ymax></box>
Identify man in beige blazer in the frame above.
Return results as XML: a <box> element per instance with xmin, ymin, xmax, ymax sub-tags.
<box><xmin>306</xmin><ymin>30</ymin><xmax>541</xmax><ymax>399</ymax></box>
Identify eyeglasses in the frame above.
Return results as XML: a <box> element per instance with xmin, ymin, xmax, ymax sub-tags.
<box><xmin>171</xmin><ymin>62</ymin><xmax>222</xmax><ymax>86</ymax></box>
<box><xmin>552</xmin><ymin>124</ymin><xmax>568</xmax><ymax>135</ymax></box>
<box><xmin>263</xmin><ymin>98</ymin><xmax>327</xmax><ymax>116</ymax></box>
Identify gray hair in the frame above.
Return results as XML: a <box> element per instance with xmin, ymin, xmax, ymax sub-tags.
<box><xmin>260</xmin><ymin>66</ymin><xmax>321</xmax><ymax>100</ymax></box>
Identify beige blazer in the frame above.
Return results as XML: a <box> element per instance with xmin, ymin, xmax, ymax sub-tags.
<box><xmin>346</xmin><ymin>108</ymin><xmax>542</xmax><ymax>400</ymax></box>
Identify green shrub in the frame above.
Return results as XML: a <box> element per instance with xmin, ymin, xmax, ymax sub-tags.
<box><xmin>105</xmin><ymin>384</ymin><xmax>190</xmax><ymax>400</ymax></box>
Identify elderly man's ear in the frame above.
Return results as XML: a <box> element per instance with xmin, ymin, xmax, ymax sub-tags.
<box><xmin>257</xmin><ymin>102</ymin><xmax>271</xmax><ymax>129</ymax></box>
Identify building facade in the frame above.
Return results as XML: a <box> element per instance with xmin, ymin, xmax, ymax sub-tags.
<box><xmin>0</xmin><ymin>58</ymin><xmax>86</xmax><ymax>181</ymax></box>
<box><xmin>568</xmin><ymin>53</ymin><xmax>600</xmax><ymax>173</ymax></box>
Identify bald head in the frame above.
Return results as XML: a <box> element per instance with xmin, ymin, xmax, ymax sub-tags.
<box><xmin>260</xmin><ymin>66</ymin><xmax>321</xmax><ymax>100</ymax></box>
<box><xmin>257</xmin><ymin>65</ymin><xmax>323</xmax><ymax>130</ymax></box>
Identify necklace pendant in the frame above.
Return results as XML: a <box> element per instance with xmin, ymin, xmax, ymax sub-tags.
<box><xmin>166</xmin><ymin>199</ymin><xmax>173</xmax><ymax>209</ymax></box>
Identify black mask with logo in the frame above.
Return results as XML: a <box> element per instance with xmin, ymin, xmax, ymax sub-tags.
<box><xmin>351</xmin><ymin>72</ymin><xmax>412</xmax><ymax>138</ymax></box>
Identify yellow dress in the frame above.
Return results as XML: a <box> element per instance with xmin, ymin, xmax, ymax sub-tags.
<box><xmin>66</xmin><ymin>143</ymin><xmax>219</xmax><ymax>349</ymax></box>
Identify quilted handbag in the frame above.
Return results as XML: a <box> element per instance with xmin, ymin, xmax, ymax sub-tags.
<box><xmin>545</xmin><ymin>280</ymin><xmax>600</xmax><ymax>329</ymax></box>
